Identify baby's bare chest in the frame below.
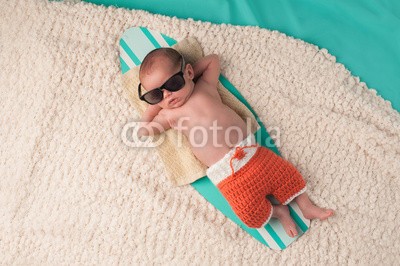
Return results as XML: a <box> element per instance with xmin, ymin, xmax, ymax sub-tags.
<box><xmin>166</xmin><ymin>90</ymin><xmax>219</xmax><ymax>124</ymax></box>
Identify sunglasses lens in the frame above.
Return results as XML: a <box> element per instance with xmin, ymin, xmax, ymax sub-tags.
<box><xmin>164</xmin><ymin>74</ymin><xmax>185</xmax><ymax>91</ymax></box>
<box><xmin>144</xmin><ymin>89</ymin><xmax>163</xmax><ymax>104</ymax></box>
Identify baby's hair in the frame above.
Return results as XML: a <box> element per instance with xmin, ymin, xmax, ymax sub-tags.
<box><xmin>140</xmin><ymin>47</ymin><xmax>182</xmax><ymax>75</ymax></box>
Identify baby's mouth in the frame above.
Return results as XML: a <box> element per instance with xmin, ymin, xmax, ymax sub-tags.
<box><xmin>169</xmin><ymin>98</ymin><xmax>179</xmax><ymax>105</ymax></box>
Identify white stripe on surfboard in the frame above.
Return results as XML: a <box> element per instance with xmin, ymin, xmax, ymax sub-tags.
<box><xmin>119</xmin><ymin>29</ymin><xmax>172</xmax><ymax>69</ymax></box>
<box><xmin>120</xmin><ymin>46</ymin><xmax>136</xmax><ymax>69</ymax></box>
<box><xmin>257</xmin><ymin>227</ymin><xmax>281</xmax><ymax>250</ymax></box>
<box><xmin>148</xmin><ymin>29</ymin><xmax>169</xmax><ymax>47</ymax></box>
<box><xmin>123</xmin><ymin>28</ymin><xmax>157</xmax><ymax>63</ymax></box>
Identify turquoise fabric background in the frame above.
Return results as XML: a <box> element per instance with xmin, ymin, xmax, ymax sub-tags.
<box><xmin>86</xmin><ymin>0</ymin><xmax>400</xmax><ymax>112</ymax></box>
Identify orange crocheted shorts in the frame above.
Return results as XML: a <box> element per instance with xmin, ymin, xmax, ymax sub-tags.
<box><xmin>206</xmin><ymin>134</ymin><xmax>306</xmax><ymax>229</ymax></box>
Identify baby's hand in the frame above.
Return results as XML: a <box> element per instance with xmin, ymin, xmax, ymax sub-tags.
<box><xmin>141</xmin><ymin>104</ymin><xmax>162</xmax><ymax>123</ymax></box>
<box><xmin>137</xmin><ymin>108</ymin><xmax>171</xmax><ymax>137</ymax></box>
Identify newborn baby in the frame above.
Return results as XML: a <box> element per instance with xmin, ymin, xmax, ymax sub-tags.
<box><xmin>137</xmin><ymin>47</ymin><xmax>334</xmax><ymax>237</ymax></box>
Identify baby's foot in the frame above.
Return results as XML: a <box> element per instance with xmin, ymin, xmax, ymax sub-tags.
<box><xmin>303</xmin><ymin>206</ymin><xmax>335</xmax><ymax>221</ymax></box>
<box><xmin>295</xmin><ymin>193</ymin><xmax>335</xmax><ymax>221</ymax></box>
<box><xmin>272</xmin><ymin>205</ymin><xmax>298</xmax><ymax>238</ymax></box>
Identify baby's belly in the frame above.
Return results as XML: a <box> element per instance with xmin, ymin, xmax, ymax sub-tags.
<box><xmin>191</xmin><ymin>144</ymin><xmax>232</xmax><ymax>167</ymax></box>
<box><xmin>185</xmin><ymin>128</ymin><xmax>249</xmax><ymax>167</ymax></box>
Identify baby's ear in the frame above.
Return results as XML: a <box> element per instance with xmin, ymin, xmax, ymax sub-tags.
<box><xmin>185</xmin><ymin>63</ymin><xmax>195</xmax><ymax>80</ymax></box>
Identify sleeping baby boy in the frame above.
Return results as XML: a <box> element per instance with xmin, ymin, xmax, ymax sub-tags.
<box><xmin>137</xmin><ymin>47</ymin><xmax>334</xmax><ymax>238</ymax></box>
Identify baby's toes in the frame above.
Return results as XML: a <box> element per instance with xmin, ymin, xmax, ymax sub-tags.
<box><xmin>319</xmin><ymin>209</ymin><xmax>335</xmax><ymax>220</ymax></box>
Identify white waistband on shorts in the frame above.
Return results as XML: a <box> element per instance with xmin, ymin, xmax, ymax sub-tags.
<box><xmin>206</xmin><ymin>134</ymin><xmax>259</xmax><ymax>185</ymax></box>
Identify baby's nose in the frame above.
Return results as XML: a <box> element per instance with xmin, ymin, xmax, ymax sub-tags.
<box><xmin>163</xmin><ymin>89</ymin><xmax>172</xmax><ymax>98</ymax></box>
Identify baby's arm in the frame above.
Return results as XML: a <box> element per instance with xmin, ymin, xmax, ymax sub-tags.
<box><xmin>193</xmin><ymin>54</ymin><xmax>220</xmax><ymax>87</ymax></box>
<box><xmin>141</xmin><ymin>104</ymin><xmax>162</xmax><ymax>123</ymax></box>
<box><xmin>138</xmin><ymin>105</ymin><xmax>171</xmax><ymax>137</ymax></box>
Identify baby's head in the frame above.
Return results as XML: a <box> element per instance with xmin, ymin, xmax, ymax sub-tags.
<box><xmin>138</xmin><ymin>48</ymin><xmax>195</xmax><ymax>109</ymax></box>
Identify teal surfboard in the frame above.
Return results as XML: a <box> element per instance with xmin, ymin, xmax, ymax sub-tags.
<box><xmin>119</xmin><ymin>27</ymin><xmax>310</xmax><ymax>250</ymax></box>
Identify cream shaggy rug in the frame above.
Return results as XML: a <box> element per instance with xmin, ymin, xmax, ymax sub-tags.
<box><xmin>1</xmin><ymin>0</ymin><xmax>399</xmax><ymax>264</ymax></box>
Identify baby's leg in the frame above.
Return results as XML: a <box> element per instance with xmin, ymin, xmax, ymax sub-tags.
<box><xmin>271</xmin><ymin>205</ymin><xmax>298</xmax><ymax>238</ymax></box>
<box><xmin>295</xmin><ymin>192</ymin><xmax>334</xmax><ymax>220</ymax></box>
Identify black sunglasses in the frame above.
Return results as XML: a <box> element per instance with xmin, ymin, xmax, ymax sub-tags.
<box><xmin>138</xmin><ymin>56</ymin><xmax>186</xmax><ymax>105</ymax></box>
